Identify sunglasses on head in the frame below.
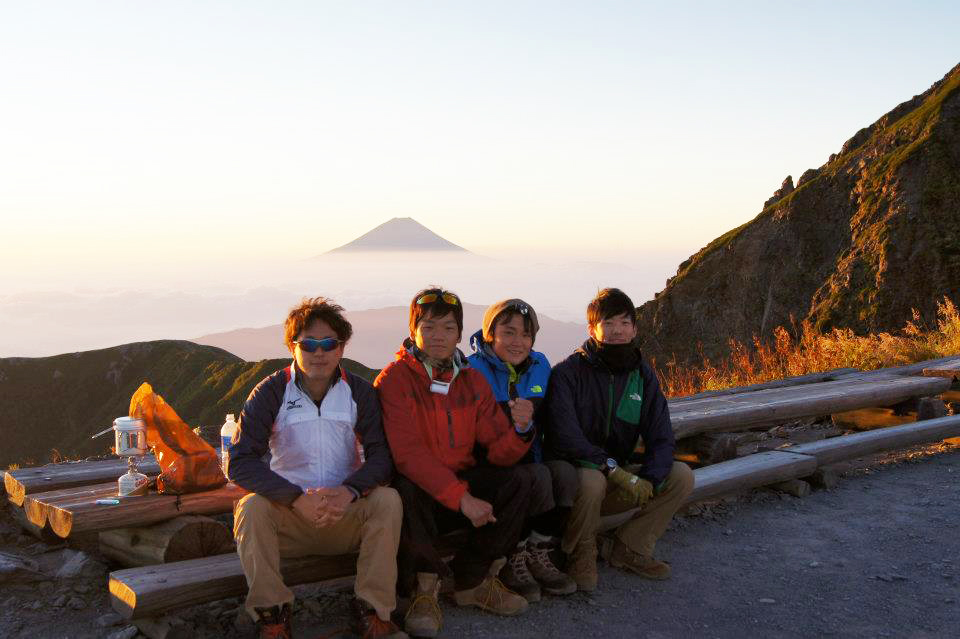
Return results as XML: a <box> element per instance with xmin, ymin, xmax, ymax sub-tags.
<box><xmin>294</xmin><ymin>337</ymin><xmax>342</xmax><ymax>353</ymax></box>
<box><xmin>416</xmin><ymin>292</ymin><xmax>460</xmax><ymax>306</ymax></box>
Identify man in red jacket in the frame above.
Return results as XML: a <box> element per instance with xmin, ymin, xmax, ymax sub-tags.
<box><xmin>376</xmin><ymin>287</ymin><xmax>535</xmax><ymax>637</ymax></box>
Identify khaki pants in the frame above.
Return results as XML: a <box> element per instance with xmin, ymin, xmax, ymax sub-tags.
<box><xmin>234</xmin><ymin>486</ymin><xmax>402</xmax><ymax>621</ymax></box>
<box><xmin>562</xmin><ymin>462</ymin><xmax>694</xmax><ymax>558</ymax></box>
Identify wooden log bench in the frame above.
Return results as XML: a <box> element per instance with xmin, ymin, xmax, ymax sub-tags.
<box><xmin>4</xmin><ymin>456</ymin><xmax>161</xmax><ymax>507</ymax></box>
<box><xmin>108</xmin><ymin>412</ymin><xmax>960</xmax><ymax>620</ymax></box>
<box><xmin>22</xmin><ymin>482</ymin><xmax>246</xmax><ymax>538</ymax></box>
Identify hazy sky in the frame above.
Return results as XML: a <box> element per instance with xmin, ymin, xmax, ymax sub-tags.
<box><xmin>2</xmin><ymin>1</ymin><xmax>959</xmax><ymax>296</ymax></box>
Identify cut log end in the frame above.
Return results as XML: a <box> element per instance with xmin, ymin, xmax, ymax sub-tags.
<box><xmin>100</xmin><ymin>515</ymin><xmax>234</xmax><ymax>568</ymax></box>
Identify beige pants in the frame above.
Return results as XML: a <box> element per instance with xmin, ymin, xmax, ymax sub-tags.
<box><xmin>562</xmin><ymin>462</ymin><xmax>694</xmax><ymax>558</ymax></box>
<box><xmin>234</xmin><ymin>486</ymin><xmax>402</xmax><ymax>621</ymax></box>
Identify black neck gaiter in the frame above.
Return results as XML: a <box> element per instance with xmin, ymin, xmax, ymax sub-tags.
<box><xmin>595</xmin><ymin>340</ymin><xmax>640</xmax><ymax>372</ymax></box>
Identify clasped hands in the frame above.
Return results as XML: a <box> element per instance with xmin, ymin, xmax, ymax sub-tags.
<box><xmin>292</xmin><ymin>485</ymin><xmax>354</xmax><ymax>528</ymax></box>
<box><xmin>507</xmin><ymin>398</ymin><xmax>534</xmax><ymax>431</ymax></box>
<box><xmin>608</xmin><ymin>466</ymin><xmax>654</xmax><ymax>508</ymax></box>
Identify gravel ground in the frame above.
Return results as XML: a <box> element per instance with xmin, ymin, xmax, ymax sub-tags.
<box><xmin>3</xmin><ymin>443</ymin><xmax>959</xmax><ymax>639</ymax></box>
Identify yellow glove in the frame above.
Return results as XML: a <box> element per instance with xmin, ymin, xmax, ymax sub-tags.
<box><xmin>608</xmin><ymin>466</ymin><xmax>654</xmax><ymax>508</ymax></box>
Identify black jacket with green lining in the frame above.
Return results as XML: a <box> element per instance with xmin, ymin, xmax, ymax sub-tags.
<box><xmin>544</xmin><ymin>339</ymin><xmax>675</xmax><ymax>486</ymax></box>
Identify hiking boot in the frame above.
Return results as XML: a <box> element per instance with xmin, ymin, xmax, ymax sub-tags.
<box><xmin>607</xmin><ymin>537</ymin><xmax>672</xmax><ymax>580</ymax></box>
<box><xmin>453</xmin><ymin>557</ymin><xmax>529</xmax><ymax>616</ymax></box>
<box><xmin>565</xmin><ymin>538</ymin><xmax>598</xmax><ymax>592</ymax></box>
<box><xmin>404</xmin><ymin>572</ymin><xmax>442</xmax><ymax>638</ymax></box>
<box><xmin>527</xmin><ymin>539</ymin><xmax>577</xmax><ymax>596</ymax></box>
<box><xmin>499</xmin><ymin>542</ymin><xmax>542</xmax><ymax>602</ymax></box>
<box><xmin>254</xmin><ymin>603</ymin><xmax>292</xmax><ymax>639</ymax></box>
<box><xmin>350</xmin><ymin>598</ymin><xmax>409</xmax><ymax>639</ymax></box>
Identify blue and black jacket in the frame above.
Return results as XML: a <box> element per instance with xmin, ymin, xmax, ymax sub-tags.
<box><xmin>466</xmin><ymin>329</ymin><xmax>550</xmax><ymax>461</ymax></box>
<box><xmin>545</xmin><ymin>339</ymin><xmax>674</xmax><ymax>486</ymax></box>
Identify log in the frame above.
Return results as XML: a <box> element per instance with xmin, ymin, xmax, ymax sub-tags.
<box><xmin>99</xmin><ymin>515</ymin><xmax>234</xmax><ymax>567</ymax></box>
<box><xmin>917</xmin><ymin>397</ymin><xmax>949</xmax><ymax>421</ymax></box>
<box><xmin>770</xmin><ymin>479</ymin><xmax>811</xmax><ymax>498</ymax></box>
<box><xmin>110</xmin><ymin>552</ymin><xmax>359</xmax><ymax>619</ymax></box>
<box><xmin>671</xmin><ymin>368</ymin><xmax>861</xmax><ymax>401</ymax></box>
<box><xmin>28</xmin><ymin>482</ymin><xmax>247</xmax><ymax>538</ymax></box>
<box><xmin>670</xmin><ymin>375</ymin><xmax>951</xmax><ymax>438</ymax></box>
<box><xmin>684</xmin><ymin>450</ymin><xmax>817</xmax><ymax>504</ymax></box>
<box><xmin>6</xmin><ymin>503</ymin><xmax>58</xmax><ymax>541</ymax></box>
<box><xmin>787</xmin><ymin>414</ymin><xmax>960</xmax><ymax>465</ymax></box>
<box><xmin>674</xmin><ymin>433</ymin><xmax>738</xmax><ymax>465</ymax></box>
<box><xmin>4</xmin><ymin>457</ymin><xmax>160</xmax><ymax>507</ymax></box>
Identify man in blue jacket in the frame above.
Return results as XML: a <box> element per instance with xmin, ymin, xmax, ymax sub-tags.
<box><xmin>229</xmin><ymin>297</ymin><xmax>405</xmax><ymax>639</ymax></box>
<box><xmin>545</xmin><ymin>288</ymin><xmax>694</xmax><ymax>592</ymax></box>
<box><xmin>467</xmin><ymin>299</ymin><xmax>578</xmax><ymax>601</ymax></box>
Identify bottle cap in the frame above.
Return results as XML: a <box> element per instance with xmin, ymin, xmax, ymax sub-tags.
<box><xmin>226</xmin><ymin>414</ymin><xmax>235</xmax><ymax>422</ymax></box>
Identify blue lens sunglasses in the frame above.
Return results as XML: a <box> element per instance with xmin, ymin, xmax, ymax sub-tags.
<box><xmin>295</xmin><ymin>337</ymin><xmax>343</xmax><ymax>353</ymax></box>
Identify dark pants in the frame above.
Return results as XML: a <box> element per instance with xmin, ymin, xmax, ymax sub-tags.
<box><xmin>393</xmin><ymin>465</ymin><xmax>533</xmax><ymax>592</ymax></box>
<box><xmin>520</xmin><ymin>460</ymin><xmax>579</xmax><ymax>538</ymax></box>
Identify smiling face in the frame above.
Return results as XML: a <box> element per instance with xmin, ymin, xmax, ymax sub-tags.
<box><xmin>491</xmin><ymin>313</ymin><xmax>533</xmax><ymax>366</ymax></box>
<box><xmin>291</xmin><ymin>318</ymin><xmax>344</xmax><ymax>383</ymax></box>
<box><xmin>589</xmin><ymin>312</ymin><xmax>637</xmax><ymax>344</ymax></box>
<box><xmin>414</xmin><ymin>310</ymin><xmax>460</xmax><ymax>361</ymax></box>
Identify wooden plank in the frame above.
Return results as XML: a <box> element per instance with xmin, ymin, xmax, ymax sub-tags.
<box><xmin>670</xmin><ymin>376</ymin><xmax>951</xmax><ymax>438</ymax></box>
<box><xmin>110</xmin><ymin>552</ymin><xmax>359</xmax><ymax>619</ymax></box>
<box><xmin>684</xmin><ymin>451</ymin><xmax>817</xmax><ymax>503</ymax></box>
<box><xmin>23</xmin><ymin>482</ymin><xmax>118</xmax><ymax>528</ymax></box>
<box><xmin>786</xmin><ymin>414</ymin><xmax>960</xmax><ymax>466</ymax></box>
<box><xmin>28</xmin><ymin>482</ymin><xmax>246</xmax><ymax>538</ymax></box>
<box><xmin>671</xmin><ymin>368</ymin><xmax>860</xmax><ymax>402</ymax></box>
<box><xmin>4</xmin><ymin>457</ymin><xmax>160</xmax><ymax>506</ymax></box>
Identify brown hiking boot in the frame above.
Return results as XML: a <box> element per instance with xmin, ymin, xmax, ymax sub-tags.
<box><xmin>499</xmin><ymin>541</ymin><xmax>541</xmax><ymax>602</ymax></box>
<box><xmin>254</xmin><ymin>603</ymin><xmax>292</xmax><ymax>639</ymax></box>
<box><xmin>404</xmin><ymin>572</ymin><xmax>442</xmax><ymax>638</ymax></box>
<box><xmin>453</xmin><ymin>557</ymin><xmax>529</xmax><ymax>616</ymax></box>
<box><xmin>350</xmin><ymin>598</ymin><xmax>409</xmax><ymax>639</ymax></box>
<box><xmin>527</xmin><ymin>539</ymin><xmax>577</xmax><ymax>596</ymax></box>
<box><xmin>565</xmin><ymin>538</ymin><xmax>598</xmax><ymax>592</ymax></box>
<box><xmin>607</xmin><ymin>537</ymin><xmax>672</xmax><ymax>580</ymax></box>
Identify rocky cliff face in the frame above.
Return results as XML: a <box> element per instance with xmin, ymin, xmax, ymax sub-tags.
<box><xmin>636</xmin><ymin>63</ymin><xmax>960</xmax><ymax>365</ymax></box>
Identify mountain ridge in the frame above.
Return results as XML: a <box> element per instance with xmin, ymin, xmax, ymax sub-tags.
<box><xmin>636</xmin><ymin>62</ymin><xmax>960</xmax><ymax>365</ymax></box>
<box><xmin>324</xmin><ymin>217</ymin><xmax>468</xmax><ymax>253</ymax></box>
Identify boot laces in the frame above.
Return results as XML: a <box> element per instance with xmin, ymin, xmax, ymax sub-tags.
<box><xmin>405</xmin><ymin>593</ymin><xmax>442</xmax><ymax>630</ymax></box>
<box><xmin>508</xmin><ymin>547</ymin><xmax>536</xmax><ymax>583</ymax></box>
<box><xmin>529</xmin><ymin>544</ymin><xmax>563</xmax><ymax>577</ymax></box>
<box><xmin>480</xmin><ymin>576</ymin><xmax>514</xmax><ymax>610</ymax></box>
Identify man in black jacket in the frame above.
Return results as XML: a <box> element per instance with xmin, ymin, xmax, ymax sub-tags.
<box><xmin>229</xmin><ymin>298</ymin><xmax>405</xmax><ymax>639</ymax></box>
<box><xmin>545</xmin><ymin>288</ymin><xmax>693</xmax><ymax>592</ymax></box>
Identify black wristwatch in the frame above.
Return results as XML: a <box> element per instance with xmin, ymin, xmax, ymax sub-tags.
<box><xmin>602</xmin><ymin>457</ymin><xmax>618</xmax><ymax>476</ymax></box>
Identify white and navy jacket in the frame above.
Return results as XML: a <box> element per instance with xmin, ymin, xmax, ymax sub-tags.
<box><xmin>228</xmin><ymin>364</ymin><xmax>394</xmax><ymax>506</ymax></box>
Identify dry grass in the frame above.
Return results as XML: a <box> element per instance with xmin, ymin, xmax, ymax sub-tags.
<box><xmin>658</xmin><ymin>298</ymin><xmax>960</xmax><ymax>398</ymax></box>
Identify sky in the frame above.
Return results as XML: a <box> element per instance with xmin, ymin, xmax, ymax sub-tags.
<box><xmin>1</xmin><ymin>1</ymin><xmax>959</xmax><ymax>355</ymax></box>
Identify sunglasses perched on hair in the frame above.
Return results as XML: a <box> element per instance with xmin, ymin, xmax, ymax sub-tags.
<box><xmin>294</xmin><ymin>337</ymin><xmax>343</xmax><ymax>353</ymax></box>
<box><xmin>416</xmin><ymin>292</ymin><xmax>460</xmax><ymax>306</ymax></box>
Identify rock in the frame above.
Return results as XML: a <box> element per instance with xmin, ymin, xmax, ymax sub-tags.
<box><xmin>29</xmin><ymin>600</ymin><xmax>42</xmax><ymax>610</ymax></box>
<box><xmin>53</xmin><ymin>594</ymin><xmax>67</xmax><ymax>607</ymax></box>
<box><xmin>758</xmin><ymin>598</ymin><xmax>776</xmax><ymax>604</ymax></box>
<box><xmin>0</xmin><ymin>551</ymin><xmax>45</xmax><ymax>583</ymax></box>
<box><xmin>73</xmin><ymin>582</ymin><xmax>92</xmax><ymax>594</ymax></box>
<box><xmin>797</xmin><ymin>168</ymin><xmax>820</xmax><ymax>187</ymax></box>
<box><xmin>68</xmin><ymin>596</ymin><xmax>87</xmax><ymax>610</ymax></box>
<box><xmin>763</xmin><ymin>175</ymin><xmax>795</xmax><ymax>208</ymax></box>
<box><xmin>54</xmin><ymin>550</ymin><xmax>95</xmax><ymax>579</ymax></box>
<box><xmin>97</xmin><ymin>612</ymin><xmax>125</xmax><ymax>628</ymax></box>
<box><xmin>108</xmin><ymin>626</ymin><xmax>139</xmax><ymax>639</ymax></box>
<box><xmin>808</xmin><ymin>561</ymin><xmax>821</xmax><ymax>568</ymax></box>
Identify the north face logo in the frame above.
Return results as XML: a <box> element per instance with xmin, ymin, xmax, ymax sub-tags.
<box><xmin>628</xmin><ymin>393</ymin><xmax>642</xmax><ymax>401</ymax></box>
<box><xmin>530</xmin><ymin>385</ymin><xmax>543</xmax><ymax>393</ymax></box>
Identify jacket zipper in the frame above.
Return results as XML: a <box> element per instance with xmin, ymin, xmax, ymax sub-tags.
<box><xmin>605</xmin><ymin>373</ymin><xmax>614</xmax><ymax>441</ymax></box>
<box><xmin>447</xmin><ymin>407</ymin><xmax>455</xmax><ymax>448</ymax></box>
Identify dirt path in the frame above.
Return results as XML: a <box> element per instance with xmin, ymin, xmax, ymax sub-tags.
<box><xmin>3</xmin><ymin>445</ymin><xmax>959</xmax><ymax>638</ymax></box>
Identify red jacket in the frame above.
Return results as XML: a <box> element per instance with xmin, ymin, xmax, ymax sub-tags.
<box><xmin>375</xmin><ymin>347</ymin><xmax>532</xmax><ymax>510</ymax></box>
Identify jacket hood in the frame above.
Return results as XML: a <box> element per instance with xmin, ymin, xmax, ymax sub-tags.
<box><xmin>395</xmin><ymin>337</ymin><xmax>469</xmax><ymax>377</ymax></box>
<box><xmin>469</xmin><ymin>329</ymin><xmax>545</xmax><ymax>373</ymax></box>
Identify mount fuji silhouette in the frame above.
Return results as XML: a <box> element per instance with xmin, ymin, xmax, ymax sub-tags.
<box><xmin>324</xmin><ymin>217</ymin><xmax>468</xmax><ymax>253</ymax></box>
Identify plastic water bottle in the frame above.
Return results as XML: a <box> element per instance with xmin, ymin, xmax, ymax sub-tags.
<box><xmin>220</xmin><ymin>413</ymin><xmax>237</xmax><ymax>477</ymax></box>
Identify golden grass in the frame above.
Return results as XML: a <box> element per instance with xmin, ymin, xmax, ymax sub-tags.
<box><xmin>657</xmin><ymin>298</ymin><xmax>960</xmax><ymax>398</ymax></box>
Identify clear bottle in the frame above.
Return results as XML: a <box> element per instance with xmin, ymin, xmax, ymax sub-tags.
<box><xmin>220</xmin><ymin>413</ymin><xmax>237</xmax><ymax>477</ymax></box>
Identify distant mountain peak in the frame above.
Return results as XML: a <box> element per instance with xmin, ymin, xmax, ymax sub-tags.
<box><xmin>326</xmin><ymin>217</ymin><xmax>468</xmax><ymax>253</ymax></box>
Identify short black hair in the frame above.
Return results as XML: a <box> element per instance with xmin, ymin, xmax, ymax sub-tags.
<box><xmin>408</xmin><ymin>286</ymin><xmax>463</xmax><ymax>338</ymax></box>
<box><xmin>586</xmin><ymin>288</ymin><xmax>637</xmax><ymax>326</ymax></box>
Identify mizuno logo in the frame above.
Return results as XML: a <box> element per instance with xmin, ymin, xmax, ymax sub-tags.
<box><xmin>629</xmin><ymin>393</ymin><xmax>642</xmax><ymax>401</ymax></box>
<box><xmin>530</xmin><ymin>385</ymin><xmax>543</xmax><ymax>393</ymax></box>
<box><xmin>286</xmin><ymin>398</ymin><xmax>302</xmax><ymax>410</ymax></box>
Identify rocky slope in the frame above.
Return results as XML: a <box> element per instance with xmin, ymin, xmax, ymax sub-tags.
<box><xmin>0</xmin><ymin>341</ymin><xmax>376</xmax><ymax>468</ymax></box>
<box><xmin>637</xmin><ymin>62</ymin><xmax>960</xmax><ymax>364</ymax></box>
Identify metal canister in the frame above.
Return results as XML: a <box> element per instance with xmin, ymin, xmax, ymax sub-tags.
<box><xmin>117</xmin><ymin>468</ymin><xmax>150</xmax><ymax>496</ymax></box>
<box><xmin>113</xmin><ymin>417</ymin><xmax>147</xmax><ymax>457</ymax></box>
